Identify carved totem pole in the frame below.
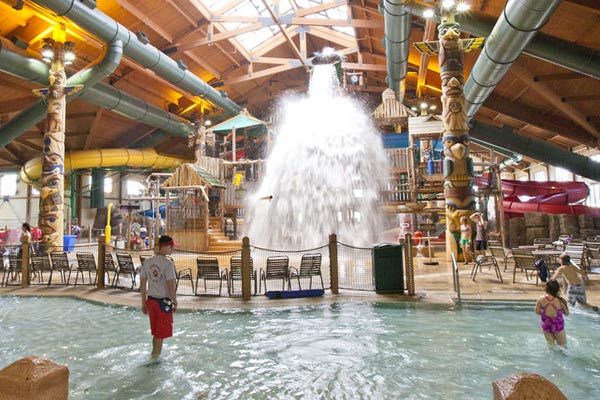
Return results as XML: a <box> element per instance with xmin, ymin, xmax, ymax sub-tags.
<box><xmin>414</xmin><ymin>10</ymin><xmax>484</xmax><ymax>260</ymax></box>
<box><xmin>33</xmin><ymin>27</ymin><xmax>81</xmax><ymax>248</ymax></box>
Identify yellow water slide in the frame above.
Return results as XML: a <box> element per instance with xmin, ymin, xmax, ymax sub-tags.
<box><xmin>19</xmin><ymin>148</ymin><xmax>191</xmax><ymax>184</ymax></box>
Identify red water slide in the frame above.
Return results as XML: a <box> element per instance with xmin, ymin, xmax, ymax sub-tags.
<box><xmin>474</xmin><ymin>177</ymin><xmax>600</xmax><ymax>217</ymax></box>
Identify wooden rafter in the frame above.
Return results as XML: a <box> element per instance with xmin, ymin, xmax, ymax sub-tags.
<box><xmin>0</xmin><ymin>96</ymin><xmax>36</xmax><ymax>113</ymax></box>
<box><xmin>210</xmin><ymin>15</ymin><xmax>381</xmax><ymax>29</ymax></box>
<box><xmin>226</xmin><ymin>64</ymin><xmax>299</xmax><ymax>85</ymax></box>
<box><xmin>253</xmin><ymin>26</ymin><xmax>298</xmax><ymax>56</ymax></box>
<box><xmin>308</xmin><ymin>26</ymin><xmax>356</xmax><ymax>48</ymax></box>
<box><xmin>509</xmin><ymin>63</ymin><xmax>600</xmax><ymax>139</ymax></box>
<box><xmin>416</xmin><ymin>19</ymin><xmax>436</xmax><ymax>99</ymax></box>
<box><xmin>482</xmin><ymin>93</ymin><xmax>597</xmax><ymax>147</ymax></box>
<box><xmin>84</xmin><ymin>109</ymin><xmax>103</xmax><ymax>150</ymax></box>
<box><xmin>533</xmin><ymin>72</ymin><xmax>583</xmax><ymax>82</ymax></box>
<box><xmin>119</xmin><ymin>0</ymin><xmax>174</xmax><ymax>43</ymax></box>
<box><xmin>260</xmin><ymin>0</ymin><xmax>307</xmax><ymax>66</ymax></box>
<box><xmin>14</xmin><ymin>139</ymin><xmax>42</xmax><ymax>152</ymax></box>
<box><xmin>175</xmin><ymin>22</ymin><xmax>264</xmax><ymax>51</ymax></box>
<box><xmin>186</xmin><ymin>0</ymin><xmax>252</xmax><ymax>60</ymax></box>
<box><xmin>561</xmin><ymin>94</ymin><xmax>600</xmax><ymax>103</ymax></box>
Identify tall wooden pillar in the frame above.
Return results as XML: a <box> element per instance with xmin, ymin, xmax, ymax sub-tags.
<box><xmin>415</xmin><ymin>9</ymin><xmax>484</xmax><ymax>260</ymax></box>
<box><xmin>38</xmin><ymin>40</ymin><xmax>67</xmax><ymax>248</ymax></box>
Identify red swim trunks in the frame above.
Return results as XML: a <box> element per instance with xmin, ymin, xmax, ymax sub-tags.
<box><xmin>146</xmin><ymin>298</ymin><xmax>173</xmax><ymax>339</ymax></box>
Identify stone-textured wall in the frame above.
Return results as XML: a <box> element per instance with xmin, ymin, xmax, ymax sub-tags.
<box><xmin>507</xmin><ymin>212</ymin><xmax>598</xmax><ymax>246</ymax></box>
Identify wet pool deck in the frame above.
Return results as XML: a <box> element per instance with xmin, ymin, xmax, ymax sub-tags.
<box><xmin>2</xmin><ymin>254</ymin><xmax>599</xmax><ymax>310</ymax></box>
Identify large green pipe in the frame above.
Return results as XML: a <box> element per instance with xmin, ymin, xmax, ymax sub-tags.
<box><xmin>463</xmin><ymin>0</ymin><xmax>563</xmax><ymax>119</ymax></box>
<box><xmin>381</xmin><ymin>0</ymin><xmax>411</xmax><ymax>99</ymax></box>
<box><xmin>409</xmin><ymin>3</ymin><xmax>600</xmax><ymax>80</ymax></box>
<box><xmin>33</xmin><ymin>0</ymin><xmax>242</xmax><ymax>116</ymax></box>
<box><xmin>0</xmin><ymin>40</ymin><xmax>123</xmax><ymax>147</ymax></box>
<box><xmin>0</xmin><ymin>44</ymin><xmax>195</xmax><ymax>144</ymax></box>
<box><xmin>470</xmin><ymin>121</ymin><xmax>600</xmax><ymax>181</ymax></box>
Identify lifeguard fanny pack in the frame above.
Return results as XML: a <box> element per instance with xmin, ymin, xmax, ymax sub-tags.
<box><xmin>149</xmin><ymin>296</ymin><xmax>174</xmax><ymax>313</ymax></box>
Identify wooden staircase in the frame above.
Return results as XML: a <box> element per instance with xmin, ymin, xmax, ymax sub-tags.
<box><xmin>207</xmin><ymin>228</ymin><xmax>242</xmax><ymax>252</ymax></box>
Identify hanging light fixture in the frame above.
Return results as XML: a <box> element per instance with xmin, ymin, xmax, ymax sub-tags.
<box><xmin>41</xmin><ymin>38</ymin><xmax>55</xmax><ymax>63</ymax></box>
<box><xmin>63</xmin><ymin>41</ymin><xmax>76</xmax><ymax>65</ymax></box>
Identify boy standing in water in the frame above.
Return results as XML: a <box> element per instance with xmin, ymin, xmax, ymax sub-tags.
<box><xmin>140</xmin><ymin>235</ymin><xmax>178</xmax><ymax>359</ymax></box>
<box><xmin>535</xmin><ymin>280</ymin><xmax>569</xmax><ymax>347</ymax></box>
<box><xmin>551</xmin><ymin>254</ymin><xmax>598</xmax><ymax>311</ymax></box>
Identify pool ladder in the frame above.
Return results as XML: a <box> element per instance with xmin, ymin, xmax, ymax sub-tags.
<box><xmin>451</xmin><ymin>253</ymin><xmax>461</xmax><ymax>304</ymax></box>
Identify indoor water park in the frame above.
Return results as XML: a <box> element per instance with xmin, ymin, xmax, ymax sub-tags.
<box><xmin>1</xmin><ymin>0</ymin><xmax>600</xmax><ymax>399</ymax></box>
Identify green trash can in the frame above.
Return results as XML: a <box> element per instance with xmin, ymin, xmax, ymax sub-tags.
<box><xmin>372</xmin><ymin>243</ymin><xmax>404</xmax><ymax>293</ymax></box>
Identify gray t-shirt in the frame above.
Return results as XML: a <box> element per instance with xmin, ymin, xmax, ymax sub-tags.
<box><xmin>140</xmin><ymin>255</ymin><xmax>176</xmax><ymax>298</ymax></box>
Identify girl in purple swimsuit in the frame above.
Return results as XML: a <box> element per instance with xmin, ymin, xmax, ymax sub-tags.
<box><xmin>535</xmin><ymin>280</ymin><xmax>570</xmax><ymax>347</ymax></box>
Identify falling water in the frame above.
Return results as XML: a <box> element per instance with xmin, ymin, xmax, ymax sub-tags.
<box><xmin>244</xmin><ymin>58</ymin><xmax>389</xmax><ymax>249</ymax></box>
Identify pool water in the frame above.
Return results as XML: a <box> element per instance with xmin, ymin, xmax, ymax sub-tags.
<box><xmin>1</xmin><ymin>297</ymin><xmax>599</xmax><ymax>399</ymax></box>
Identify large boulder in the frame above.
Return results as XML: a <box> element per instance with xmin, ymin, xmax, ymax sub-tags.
<box><xmin>0</xmin><ymin>356</ymin><xmax>68</xmax><ymax>400</ymax></box>
<box><xmin>493</xmin><ymin>373</ymin><xmax>567</xmax><ymax>400</ymax></box>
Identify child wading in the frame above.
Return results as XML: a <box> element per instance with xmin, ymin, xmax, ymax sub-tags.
<box><xmin>535</xmin><ymin>280</ymin><xmax>569</xmax><ymax>348</ymax></box>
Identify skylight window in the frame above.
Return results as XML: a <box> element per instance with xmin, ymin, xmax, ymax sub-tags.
<box><xmin>199</xmin><ymin>0</ymin><xmax>355</xmax><ymax>51</ymax></box>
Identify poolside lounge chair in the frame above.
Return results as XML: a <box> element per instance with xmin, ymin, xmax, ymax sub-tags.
<box><xmin>103</xmin><ymin>252</ymin><xmax>118</xmax><ymax>285</ymax></box>
<box><xmin>115</xmin><ymin>253</ymin><xmax>138</xmax><ymax>290</ymax></box>
<box><xmin>488</xmin><ymin>240</ymin><xmax>512</xmax><ymax>271</ymax></box>
<box><xmin>2</xmin><ymin>253</ymin><xmax>22</xmax><ymax>286</ymax></box>
<box><xmin>564</xmin><ymin>244</ymin><xmax>589</xmax><ymax>272</ymax></box>
<box><xmin>30</xmin><ymin>253</ymin><xmax>52</xmax><ymax>285</ymax></box>
<box><xmin>511</xmin><ymin>248</ymin><xmax>538</xmax><ymax>284</ymax></box>
<box><xmin>49</xmin><ymin>251</ymin><xmax>72</xmax><ymax>285</ymax></box>
<box><xmin>195</xmin><ymin>256</ymin><xmax>227</xmax><ymax>296</ymax></box>
<box><xmin>74</xmin><ymin>252</ymin><xmax>97</xmax><ymax>286</ymax></box>
<box><xmin>228</xmin><ymin>255</ymin><xmax>257</xmax><ymax>296</ymax></box>
<box><xmin>470</xmin><ymin>255</ymin><xmax>503</xmax><ymax>283</ymax></box>
<box><xmin>260</xmin><ymin>255</ymin><xmax>290</xmax><ymax>293</ymax></box>
<box><xmin>290</xmin><ymin>253</ymin><xmax>324</xmax><ymax>290</ymax></box>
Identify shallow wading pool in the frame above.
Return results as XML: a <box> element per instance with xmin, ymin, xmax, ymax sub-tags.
<box><xmin>1</xmin><ymin>297</ymin><xmax>599</xmax><ymax>399</ymax></box>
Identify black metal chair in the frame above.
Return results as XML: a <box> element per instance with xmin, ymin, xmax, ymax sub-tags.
<box><xmin>74</xmin><ymin>252</ymin><xmax>97</xmax><ymax>286</ymax></box>
<box><xmin>470</xmin><ymin>255</ymin><xmax>503</xmax><ymax>283</ymax></box>
<box><xmin>290</xmin><ymin>253</ymin><xmax>323</xmax><ymax>290</ymax></box>
<box><xmin>49</xmin><ymin>251</ymin><xmax>72</xmax><ymax>285</ymax></box>
<box><xmin>2</xmin><ymin>253</ymin><xmax>22</xmax><ymax>286</ymax></box>
<box><xmin>228</xmin><ymin>255</ymin><xmax>256</xmax><ymax>296</ymax></box>
<box><xmin>30</xmin><ymin>253</ymin><xmax>52</xmax><ymax>285</ymax></box>
<box><xmin>115</xmin><ymin>253</ymin><xmax>138</xmax><ymax>290</ymax></box>
<box><xmin>195</xmin><ymin>256</ymin><xmax>227</xmax><ymax>296</ymax></box>
<box><xmin>260</xmin><ymin>255</ymin><xmax>290</xmax><ymax>293</ymax></box>
<box><xmin>512</xmin><ymin>249</ymin><xmax>538</xmax><ymax>284</ymax></box>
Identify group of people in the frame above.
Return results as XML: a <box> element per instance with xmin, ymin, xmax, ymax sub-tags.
<box><xmin>459</xmin><ymin>211</ymin><xmax>488</xmax><ymax>264</ymax></box>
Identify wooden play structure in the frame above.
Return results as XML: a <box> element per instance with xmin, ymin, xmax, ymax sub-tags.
<box><xmin>162</xmin><ymin>163</ymin><xmax>227</xmax><ymax>252</ymax></box>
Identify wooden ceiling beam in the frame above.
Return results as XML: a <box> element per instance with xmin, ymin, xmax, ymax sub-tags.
<box><xmin>308</xmin><ymin>26</ymin><xmax>357</xmax><ymax>48</ymax></box>
<box><xmin>68</xmin><ymin>112</ymin><xmax>96</xmax><ymax>120</ymax></box>
<box><xmin>84</xmin><ymin>109</ymin><xmax>103</xmax><ymax>150</ymax></box>
<box><xmin>417</xmin><ymin>19</ymin><xmax>436</xmax><ymax>99</ymax></box>
<box><xmin>481</xmin><ymin>93</ymin><xmax>598</xmax><ymax>147</ymax></box>
<box><xmin>0</xmin><ymin>96</ymin><xmax>36</xmax><ymax>113</ymax></box>
<box><xmin>0</xmin><ymin>147</ymin><xmax>21</xmax><ymax>165</ymax></box>
<box><xmin>565</xmin><ymin>0</ymin><xmax>600</xmax><ymax>12</ymax></box>
<box><xmin>175</xmin><ymin>22</ymin><xmax>264</xmax><ymax>51</ymax></box>
<box><xmin>509</xmin><ymin>63</ymin><xmax>600</xmax><ymax>139</ymax></box>
<box><xmin>118</xmin><ymin>0</ymin><xmax>174</xmax><ymax>43</ymax></box>
<box><xmin>561</xmin><ymin>94</ymin><xmax>600</xmax><ymax>103</ymax></box>
<box><xmin>4</xmin><ymin>144</ymin><xmax>24</xmax><ymax>165</ymax></box>
<box><xmin>342</xmin><ymin>62</ymin><xmax>385</xmax><ymax>72</ymax></box>
<box><xmin>211</xmin><ymin>15</ymin><xmax>381</xmax><ymax>29</ymax></box>
<box><xmin>226</xmin><ymin>64</ymin><xmax>299</xmax><ymax>85</ymax></box>
<box><xmin>295</xmin><ymin>0</ymin><xmax>348</xmax><ymax>17</ymax></box>
<box><xmin>186</xmin><ymin>0</ymin><xmax>252</xmax><ymax>60</ymax></box>
<box><xmin>252</xmin><ymin>26</ymin><xmax>297</xmax><ymax>57</ymax></box>
<box><xmin>260</xmin><ymin>0</ymin><xmax>307</xmax><ymax>67</ymax></box>
<box><xmin>14</xmin><ymin>139</ymin><xmax>42</xmax><ymax>152</ymax></box>
<box><xmin>533</xmin><ymin>72</ymin><xmax>583</xmax><ymax>82</ymax></box>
